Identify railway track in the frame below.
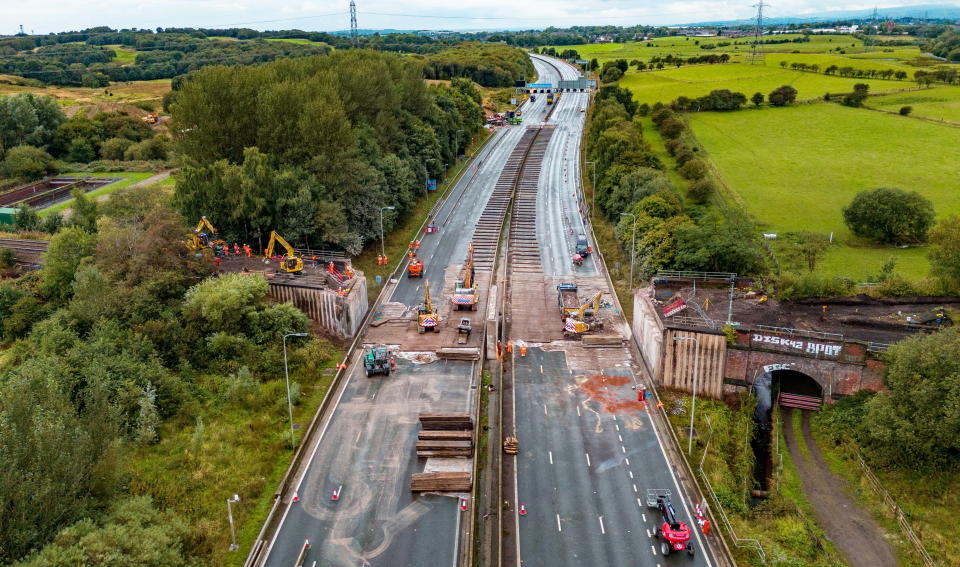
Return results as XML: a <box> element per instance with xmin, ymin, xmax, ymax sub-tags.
<box><xmin>0</xmin><ymin>237</ymin><xmax>49</xmax><ymax>264</ymax></box>
<box><xmin>508</xmin><ymin>126</ymin><xmax>554</xmax><ymax>274</ymax></box>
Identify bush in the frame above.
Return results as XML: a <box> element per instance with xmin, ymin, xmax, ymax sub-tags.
<box><xmin>678</xmin><ymin>158</ymin><xmax>708</xmax><ymax>180</ymax></box>
<box><xmin>601</xmin><ymin>66</ymin><xmax>623</xmax><ymax>83</ymax></box>
<box><xmin>1</xmin><ymin>145</ymin><xmax>58</xmax><ymax>181</ymax></box>
<box><xmin>899</xmin><ymin>105</ymin><xmax>912</xmax><ymax>116</ymax></box>
<box><xmin>66</xmin><ymin>137</ymin><xmax>95</xmax><ymax>163</ymax></box>
<box><xmin>843</xmin><ymin>187</ymin><xmax>935</xmax><ymax>244</ymax></box>
<box><xmin>123</xmin><ymin>136</ymin><xmax>170</xmax><ymax>161</ymax></box>
<box><xmin>775</xmin><ymin>272</ymin><xmax>855</xmax><ymax>300</ymax></box>
<box><xmin>132</xmin><ymin>101</ymin><xmax>156</xmax><ymax>112</ymax></box>
<box><xmin>664</xmin><ymin>138</ymin><xmax>683</xmax><ymax>156</ymax></box>
<box><xmin>650</xmin><ymin>107</ymin><xmax>674</xmax><ymax>126</ymax></box>
<box><xmin>674</xmin><ymin>148</ymin><xmax>696</xmax><ymax>167</ymax></box>
<box><xmin>687</xmin><ymin>178</ymin><xmax>716</xmax><ymax>204</ymax></box>
<box><xmin>658</xmin><ymin>117</ymin><xmax>685</xmax><ymax>139</ymax></box>
<box><xmin>768</xmin><ymin>85</ymin><xmax>798</xmax><ymax>106</ymax></box>
<box><xmin>99</xmin><ymin>137</ymin><xmax>136</xmax><ymax>160</ymax></box>
<box><xmin>751</xmin><ymin>92</ymin><xmax>764</xmax><ymax>106</ymax></box>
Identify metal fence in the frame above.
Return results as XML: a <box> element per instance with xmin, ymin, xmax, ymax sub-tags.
<box><xmin>854</xmin><ymin>452</ymin><xmax>936</xmax><ymax>567</ymax></box>
<box><xmin>655</xmin><ymin>270</ymin><xmax>737</xmax><ymax>281</ymax></box>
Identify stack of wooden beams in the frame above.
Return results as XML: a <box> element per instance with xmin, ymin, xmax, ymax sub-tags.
<box><xmin>410</xmin><ymin>472</ymin><xmax>472</xmax><ymax>492</ymax></box>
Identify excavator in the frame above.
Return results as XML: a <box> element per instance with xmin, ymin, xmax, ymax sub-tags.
<box><xmin>563</xmin><ymin>291</ymin><xmax>605</xmax><ymax>338</ymax></box>
<box><xmin>418</xmin><ymin>282</ymin><xmax>439</xmax><ymax>334</ymax></box>
<box><xmin>265</xmin><ymin>230</ymin><xmax>303</xmax><ymax>274</ymax></box>
<box><xmin>186</xmin><ymin>216</ymin><xmax>226</xmax><ymax>253</ymax></box>
<box><xmin>451</xmin><ymin>242</ymin><xmax>478</xmax><ymax>311</ymax></box>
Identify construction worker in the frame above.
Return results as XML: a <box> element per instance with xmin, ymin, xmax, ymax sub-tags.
<box><xmin>233</xmin><ymin>243</ymin><xmax>240</xmax><ymax>256</ymax></box>
<box><xmin>506</xmin><ymin>339</ymin><xmax>513</xmax><ymax>353</ymax></box>
<box><xmin>520</xmin><ymin>342</ymin><xmax>527</xmax><ymax>357</ymax></box>
<box><xmin>243</xmin><ymin>244</ymin><xmax>252</xmax><ymax>257</ymax></box>
<box><xmin>328</xmin><ymin>261</ymin><xmax>335</xmax><ymax>273</ymax></box>
<box><xmin>377</xmin><ymin>254</ymin><xmax>383</xmax><ymax>266</ymax></box>
<box><xmin>415</xmin><ymin>240</ymin><xmax>421</xmax><ymax>250</ymax></box>
<box><xmin>409</xmin><ymin>241</ymin><xmax>415</xmax><ymax>251</ymax></box>
<box><xmin>408</xmin><ymin>251</ymin><xmax>415</xmax><ymax>261</ymax></box>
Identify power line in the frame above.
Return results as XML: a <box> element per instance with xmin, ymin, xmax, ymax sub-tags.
<box><xmin>748</xmin><ymin>0</ymin><xmax>767</xmax><ymax>65</ymax></box>
<box><xmin>350</xmin><ymin>0</ymin><xmax>358</xmax><ymax>47</ymax></box>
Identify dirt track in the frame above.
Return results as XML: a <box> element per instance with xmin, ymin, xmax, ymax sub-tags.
<box><xmin>782</xmin><ymin>408</ymin><xmax>898</xmax><ymax>567</ymax></box>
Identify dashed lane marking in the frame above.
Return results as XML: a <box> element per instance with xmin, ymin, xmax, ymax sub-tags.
<box><xmin>556</xmin><ymin>514</ymin><xmax>562</xmax><ymax>532</ymax></box>
<box><xmin>549</xmin><ymin>451</ymin><xmax>553</xmax><ymax>465</ymax></box>
<box><xmin>599</xmin><ymin>515</ymin><xmax>606</xmax><ymax>535</ymax></box>
<box><xmin>585</xmin><ymin>453</ymin><xmax>591</xmax><ymax>467</ymax></box>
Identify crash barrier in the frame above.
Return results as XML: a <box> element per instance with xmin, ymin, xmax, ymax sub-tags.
<box><xmin>854</xmin><ymin>452</ymin><xmax>935</xmax><ymax>567</ymax></box>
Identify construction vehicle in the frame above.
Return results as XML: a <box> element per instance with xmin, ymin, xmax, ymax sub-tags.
<box><xmin>363</xmin><ymin>345</ymin><xmax>392</xmax><ymax>377</ymax></box>
<box><xmin>562</xmin><ymin>292</ymin><xmax>605</xmax><ymax>338</ymax></box>
<box><xmin>546</xmin><ymin>92</ymin><xmax>554</xmax><ymax>105</ymax></box>
<box><xmin>575</xmin><ymin>233</ymin><xmax>592</xmax><ymax>257</ymax></box>
<box><xmin>557</xmin><ymin>283</ymin><xmax>581</xmax><ymax>319</ymax></box>
<box><xmin>451</xmin><ymin>243</ymin><xmax>478</xmax><ymax>311</ymax></box>
<box><xmin>907</xmin><ymin>306</ymin><xmax>953</xmax><ymax>327</ymax></box>
<box><xmin>647</xmin><ymin>490</ymin><xmax>694</xmax><ymax>557</ymax></box>
<box><xmin>503</xmin><ymin>436</ymin><xmax>519</xmax><ymax>455</ymax></box>
<box><xmin>418</xmin><ymin>282</ymin><xmax>439</xmax><ymax>334</ymax></box>
<box><xmin>530</xmin><ymin>94</ymin><xmax>536</xmax><ymax>102</ymax></box>
<box><xmin>408</xmin><ymin>258</ymin><xmax>424</xmax><ymax>278</ymax></box>
<box><xmin>506</xmin><ymin>110</ymin><xmax>522</xmax><ymax>125</ymax></box>
<box><xmin>141</xmin><ymin>113</ymin><xmax>159</xmax><ymax>125</ymax></box>
<box><xmin>265</xmin><ymin>230</ymin><xmax>303</xmax><ymax>274</ymax></box>
<box><xmin>457</xmin><ymin>317</ymin><xmax>472</xmax><ymax>344</ymax></box>
<box><xmin>186</xmin><ymin>216</ymin><xmax>226</xmax><ymax>252</ymax></box>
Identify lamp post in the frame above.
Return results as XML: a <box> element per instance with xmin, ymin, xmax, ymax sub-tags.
<box><xmin>226</xmin><ymin>494</ymin><xmax>240</xmax><ymax>551</ymax></box>
<box><xmin>283</xmin><ymin>332</ymin><xmax>309</xmax><ymax>450</ymax></box>
<box><xmin>378</xmin><ymin>206</ymin><xmax>395</xmax><ymax>259</ymax></box>
<box><xmin>585</xmin><ymin>161</ymin><xmax>597</xmax><ymax>215</ymax></box>
<box><xmin>673</xmin><ymin>336</ymin><xmax>700</xmax><ymax>456</ymax></box>
<box><xmin>619</xmin><ymin>212</ymin><xmax>636</xmax><ymax>292</ymax></box>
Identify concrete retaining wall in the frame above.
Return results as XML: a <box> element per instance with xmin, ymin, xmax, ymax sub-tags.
<box><xmin>632</xmin><ymin>287</ymin><xmax>665</xmax><ymax>380</ymax></box>
<box><xmin>662</xmin><ymin>329</ymin><xmax>727</xmax><ymax>399</ymax></box>
<box><xmin>268</xmin><ymin>276</ymin><xmax>368</xmax><ymax>339</ymax></box>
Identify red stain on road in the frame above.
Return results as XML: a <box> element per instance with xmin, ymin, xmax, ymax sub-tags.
<box><xmin>579</xmin><ymin>374</ymin><xmax>646</xmax><ymax>414</ymax></box>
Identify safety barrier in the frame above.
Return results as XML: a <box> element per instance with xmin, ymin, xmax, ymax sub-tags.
<box><xmin>777</xmin><ymin>392</ymin><xmax>823</xmax><ymax>411</ymax></box>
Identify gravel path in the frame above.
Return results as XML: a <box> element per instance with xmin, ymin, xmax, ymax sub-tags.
<box><xmin>782</xmin><ymin>408</ymin><xmax>898</xmax><ymax>567</ymax></box>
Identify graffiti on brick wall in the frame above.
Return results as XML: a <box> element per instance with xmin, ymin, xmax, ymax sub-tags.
<box><xmin>751</xmin><ymin>333</ymin><xmax>842</xmax><ymax>358</ymax></box>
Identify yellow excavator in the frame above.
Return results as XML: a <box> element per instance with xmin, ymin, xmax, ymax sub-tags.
<box><xmin>265</xmin><ymin>230</ymin><xmax>304</xmax><ymax>274</ymax></box>
<box><xmin>418</xmin><ymin>281</ymin><xmax>439</xmax><ymax>334</ymax></box>
<box><xmin>186</xmin><ymin>216</ymin><xmax>226</xmax><ymax>252</ymax></box>
<box><xmin>563</xmin><ymin>292</ymin><xmax>604</xmax><ymax>337</ymax></box>
<box><xmin>451</xmin><ymin>242</ymin><xmax>478</xmax><ymax>311</ymax></box>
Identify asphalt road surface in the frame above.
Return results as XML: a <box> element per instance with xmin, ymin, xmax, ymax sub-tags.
<box><xmin>511</xmin><ymin>55</ymin><xmax>717</xmax><ymax>567</ymax></box>
<box><xmin>261</xmin><ymin>68</ymin><xmax>557</xmax><ymax>567</ymax></box>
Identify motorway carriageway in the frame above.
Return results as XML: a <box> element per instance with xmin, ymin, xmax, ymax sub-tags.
<box><xmin>259</xmin><ymin>83</ymin><xmax>557</xmax><ymax>567</ymax></box>
<box><xmin>510</xmin><ymin>56</ymin><xmax>717</xmax><ymax>567</ymax></box>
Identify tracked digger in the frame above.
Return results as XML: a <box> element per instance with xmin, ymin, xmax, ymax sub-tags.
<box><xmin>451</xmin><ymin>242</ymin><xmax>478</xmax><ymax>311</ymax></box>
<box><xmin>265</xmin><ymin>230</ymin><xmax>303</xmax><ymax>274</ymax></box>
<box><xmin>563</xmin><ymin>291</ymin><xmax>605</xmax><ymax>338</ymax></box>
<box><xmin>186</xmin><ymin>216</ymin><xmax>226</xmax><ymax>252</ymax></box>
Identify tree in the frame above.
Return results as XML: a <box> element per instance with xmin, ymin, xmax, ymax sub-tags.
<box><xmin>678</xmin><ymin>158</ymin><xmax>708</xmax><ymax>180</ymax></box>
<box><xmin>14</xmin><ymin>497</ymin><xmax>190</xmax><ymax>567</ymax></box>
<box><xmin>783</xmin><ymin>231</ymin><xmax>831</xmax><ymax>271</ymax></box>
<box><xmin>751</xmin><ymin>92</ymin><xmax>764</xmax><ymax>106</ymax></box>
<box><xmin>70</xmin><ymin>189</ymin><xmax>100</xmax><ymax>233</ymax></box>
<box><xmin>842</xmin><ymin>83</ymin><xmax>869</xmax><ymax>107</ymax></box>
<box><xmin>1</xmin><ymin>145</ymin><xmax>57</xmax><ymax>181</ymax></box>
<box><xmin>0</xmin><ymin>93</ymin><xmax>65</xmax><ymax>155</ymax></box>
<box><xmin>842</xmin><ymin>187</ymin><xmax>935</xmax><ymax>245</ymax></box>
<box><xmin>66</xmin><ymin>137</ymin><xmax>95</xmax><ymax>162</ymax></box>
<box><xmin>859</xmin><ymin>327</ymin><xmax>960</xmax><ymax>468</ymax></box>
<box><xmin>658</xmin><ymin>117</ymin><xmax>685</xmax><ymax>139</ymax></box>
<box><xmin>687</xmin><ymin>178</ymin><xmax>716</xmax><ymax>204</ymax></box>
<box><xmin>601</xmin><ymin>66</ymin><xmax>623</xmax><ymax>83</ymax></box>
<box><xmin>99</xmin><ymin>137</ymin><xmax>134</xmax><ymax>160</ymax></box>
<box><xmin>928</xmin><ymin>215</ymin><xmax>960</xmax><ymax>286</ymax></box>
<box><xmin>768</xmin><ymin>85</ymin><xmax>798</xmax><ymax>106</ymax></box>
<box><xmin>589</xmin><ymin>58</ymin><xmax>599</xmax><ymax>71</ymax></box>
<box><xmin>13</xmin><ymin>203</ymin><xmax>40</xmax><ymax>231</ymax></box>
<box><xmin>615</xmin><ymin>58</ymin><xmax>628</xmax><ymax>72</ymax></box>
<box><xmin>899</xmin><ymin>105</ymin><xmax>912</xmax><ymax>116</ymax></box>
<box><xmin>673</xmin><ymin>207</ymin><xmax>766</xmax><ymax>275</ymax></box>
<box><xmin>40</xmin><ymin>226</ymin><xmax>97</xmax><ymax>302</ymax></box>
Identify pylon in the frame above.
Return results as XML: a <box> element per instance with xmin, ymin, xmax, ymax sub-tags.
<box><xmin>331</xmin><ymin>488</ymin><xmax>339</xmax><ymax>501</ymax></box>
<box><xmin>460</xmin><ymin>498</ymin><xmax>468</xmax><ymax>512</ymax></box>
<box><xmin>519</xmin><ymin>504</ymin><xmax>527</xmax><ymax>516</ymax></box>
<box><xmin>292</xmin><ymin>492</ymin><xmax>299</xmax><ymax>502</ymax></box>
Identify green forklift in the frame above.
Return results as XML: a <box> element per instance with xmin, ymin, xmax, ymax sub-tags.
<box><xmin>363</xmin><ymin>345</ymin><xmax>392</xmax><ymax>377</ymax></box>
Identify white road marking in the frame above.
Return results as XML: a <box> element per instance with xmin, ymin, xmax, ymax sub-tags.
<box><xmin>549</xmin><ymin>451</ymin><xmax>553</xmax><ymax>465</ymax></box>
<box><xmin>629</xmin><ymin>470</ymin><xmax>634</xmax><ymax>479</ymax></box>
<box><xmin>621</xmin><ymin>446</ymin><xmax>626</xmax><ymax>453</ymax></box>
<box><xmin>646</xmin><ymin>528</ymin><xmax>651</xmax><ymax>538</ymax></box>
<box><xmin>576</xmin><ymin>405</ymin><xmax>581</xmax><ymax>417</ymax></box>
<box><xmin>543</xmin><ymin>404</ymin><xmax>548</xmax><ymax>416</ymax></box>
<box><xmin>643</xmin><ymin>513</ymin><xmax>647</xmax><ymax>521</ymax></box>
<box><xmin>598</xmin><ymin>515</ymin><xmax>606</xmax><ymax>534</ymax></box>
<box><xmin>625</xmin><ymin>458</ymin><xmax>630</xmax><ymax>466</ymax></box>
<box><xmin>633</xmin><ymin>484</ymin><xmax>638</xmax><ymax>493</ymax></box>
<box><xmin>618</xmin><ymin>434</ymin><xmax>623</xmax><ymax>442</ymax></box>
<box><xmin>556</xmin><ymin>514</ymin><xmax>562</xmax><ymax>532</ymax></box>
<box><xmin>615</xmin><ymin>424</ymin><xmax>619</xmax><ymax>431</ymax></box>
<box><xmin>355</xmin><ymin>430</ymin><xmax>362</xmax><ymax>443</ymax></box>
<box><xmin>651</xmin><ymin>545</ymin><xmax>657</xmax><ymax>555</ymax></box>
<box><xmin>370</xmin><ymin>390</ymin><xmax>377</xmax><ymax>400</ymax></box>
<box><xmin>585</xmin><ymin>453</ymin><xmax>591</xmax><ymax>467</ymax></box>
<box><xmin>540</xmin><ymin>364</ymin><xmax>543</xmax><ymax>373</ymax></box>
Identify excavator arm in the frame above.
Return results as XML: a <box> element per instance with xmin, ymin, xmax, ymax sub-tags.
<box><xmin>265</xmin><ymin>230</ymin><xmax>303</xmax><ymax>273</ymax></box>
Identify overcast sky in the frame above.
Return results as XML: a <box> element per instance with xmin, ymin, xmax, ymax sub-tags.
<box><xmin>3</xmin><ymin>0</ymin><xmax>948</xmax><ymax>35</ymax></box>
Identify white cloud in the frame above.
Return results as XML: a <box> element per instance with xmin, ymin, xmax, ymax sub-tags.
<box><xmin>4</xmin><ymin>0</ymin><xmax>951</xmax><ymax>35</ymax></box>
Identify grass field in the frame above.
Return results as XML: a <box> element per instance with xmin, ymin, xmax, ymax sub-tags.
<box><xmin>264</xmin><ymin>38</ymin><xmax>329</xmax><ymax>46</ymax></box>
<box><xmin>867</xmin><ymin>86</ymin><xmax>960</xmax><ymax>123</ymax></box>
<box><xmin>619</xmin><ymin>63</ymin><xmax>913</xmax><ymax>106</ymax></box>
<box><xmin>690</xmin><ymin>103</ymin><xmax>960</xmax><ymax>279</ymax></box>
<box><xmin>0</xmin><ymin>79</ymin><xmax>171</xmax><ymax>106</ymax></box>
<box><xmin>105</xmin><ymin>44</ymin><xmax>139</xmax><ymax>64</ymax></box>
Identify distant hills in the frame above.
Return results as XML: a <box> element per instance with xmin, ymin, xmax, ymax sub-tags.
<box><xmin>685</xmin><ymin>3</ymin><xmax>960</xmax><ymax>26</ymax></box>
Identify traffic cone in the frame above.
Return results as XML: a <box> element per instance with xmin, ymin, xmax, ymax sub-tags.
<box><xmin>292</xmin><ymin>492</ymin><xmax>299</xmax><ymax>503</ymax></box>
<box><xmin>703</xmin><ymin>520</ymin><xmax>711</xmax><ymax>535</ymax></box>
<box><xmin>460</xmin><ymin>498</ymin><xmax>468</xmax><ymax>512</ymax></box>
<box><xmin>331</xmin><ymin>488</ymin><xmax>339</xmax><ymax>501</ymax></box>
<box><xmin>519</xmin><ymin>504</ymin><xmax>527</xmax><ymax>516</ymax></box>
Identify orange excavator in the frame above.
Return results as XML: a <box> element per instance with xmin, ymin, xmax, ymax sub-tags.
<box><xmin>408</xmin><ymin>258</ymin><xmax>424</xmax><ymax>278</ymax></box>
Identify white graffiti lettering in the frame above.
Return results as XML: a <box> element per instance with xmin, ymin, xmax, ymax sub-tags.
<box><xmin>752</xmin><ymin>334</ymin><xmax>841</xmax><ymax>358</ymax></box>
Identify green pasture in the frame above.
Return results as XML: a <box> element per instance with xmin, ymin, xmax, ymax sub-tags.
<box><xmin>105</xmin><ymin>44</ymin><xmax>139</xmax><ymax>64</ymax></box>
<box><xmin>867</xmin><ymin>86</ymin><xmax>960</xmax><ymax>123</ymax></box>
<box><xmin>690</xmin><ymin>104</ymin><xmax>960</xmax><ymax>279</ymax></box>
<box><xmin>264</xmin><ymin>38</ymin><xmax>329</xmax><ymax>46</ymax></box>
<box><xmin>619</xmin><ymin>63</ymin><xmax>913</xmax><ymax>105</ymax></box>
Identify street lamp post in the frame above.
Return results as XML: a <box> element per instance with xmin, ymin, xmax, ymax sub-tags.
<box><xmin>585</xmin><ymin>161</ymin><xmax>597</xmax><ymax>214</ymax></box>
<box><xmin>619</xmin><ymin>212</ymin><xmax>636</xmax><ymax>292</ymax></box>
<box><xmin>226</xmin><ymin>494</ymin><xmax>240</xmax><ymax>551</ymax></box>
<box><xmin>283</xmin><ymin>332</ymin><xmax>309</xmax><ymax>450</ymax></box>
<box><xmin>379</xmin><ymin>206</ymin><xmax>395</xmax><ymax>259</ymax></box>
<box><xmin>673</xmin><ymin>336</ymin><xmax>700</xmax><ymax>456</ymax></box>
